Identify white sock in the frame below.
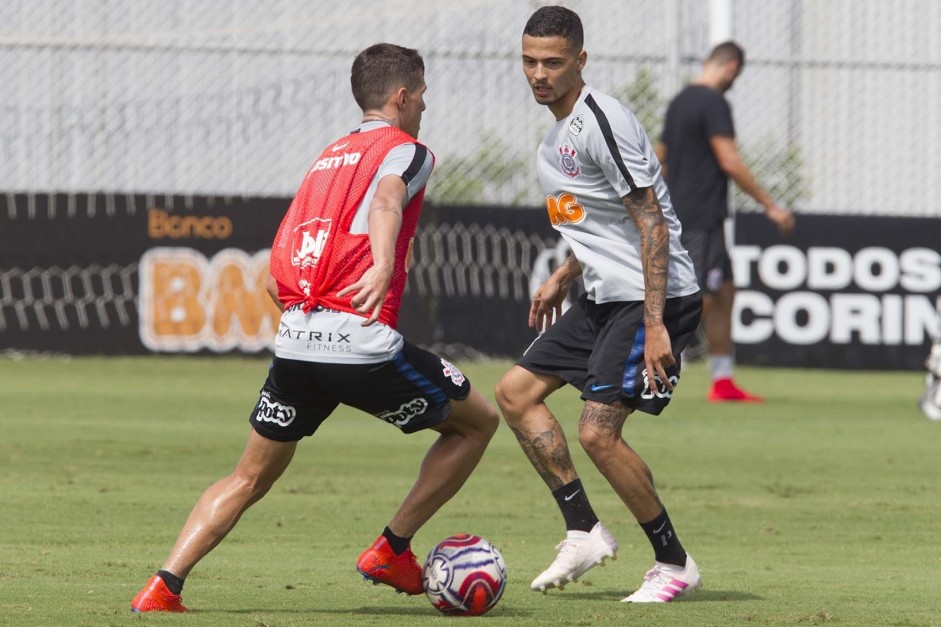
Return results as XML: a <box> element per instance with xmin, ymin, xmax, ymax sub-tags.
<box><xmin>710</xmin><ymin>354</ymin><xmax>734</xmax><ymax>381</ymax></box>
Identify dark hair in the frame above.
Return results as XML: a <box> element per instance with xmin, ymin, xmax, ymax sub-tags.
<box><xmin>351</xmin><ymin>43</ymin><xmax>425</xmax><ymax>111</ymax></box>
<box><xmin>708</xmin><ymin>41</ymin><xmax>745</xmax><ymax>68</ymax></box>
<box><xmin>523</xmin><ymin>5</ymin><xmax>584</xmax><ymax>51</ymax></box>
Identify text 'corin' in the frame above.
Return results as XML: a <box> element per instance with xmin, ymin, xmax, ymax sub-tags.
<box><xmin>732</xmin><ymin>245</ymin><xmax>941</xmax><ymax>346</ymax></box>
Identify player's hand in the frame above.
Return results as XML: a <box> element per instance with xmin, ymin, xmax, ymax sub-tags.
<box><xmin>644</xmin><ymin>322</ymin><xmax>676</xmax><ymax>394</ymax></box>
<box><xmin>529</xmin><ymin>279</ymin><xmax>567</xmax><ymax>332</ymax></box>
<box><xmin>766</xmin><ymin>204</ymin><xmax>795</xmax><ymax>236</ymax></box>
<box><xmin>337</xmin><ymin>265</ymin><xmax>393</xmax><ymax>327</ymax></box>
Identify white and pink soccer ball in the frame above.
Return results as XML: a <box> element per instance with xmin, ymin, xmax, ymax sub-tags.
<box><xmin>422</xmin><ymin>534</ymin><xmax>507</xmax><ymax>616</ymax></box>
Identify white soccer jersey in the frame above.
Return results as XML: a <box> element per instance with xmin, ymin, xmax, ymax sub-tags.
<box><xmin>536</xmin><ymin>86</ymin><xmax>699</xmax><ymax>302</ymax></box>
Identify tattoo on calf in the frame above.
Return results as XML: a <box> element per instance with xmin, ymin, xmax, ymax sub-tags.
<box><xmin>510</xmin><ymin>425</ymin><xmax>575</xmax><ymax>491</ymax></box>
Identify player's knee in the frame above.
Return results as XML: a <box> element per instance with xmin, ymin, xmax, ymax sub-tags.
<box><xmin>494</xmin><ymin>373</ymin><xmax>528</xmax><ymax>423</ymax></box>
<box><xmin>464</xmin><ymin>399</ymin><xmax>500</xmax><ymax>440</ymax></box>
<box><xmin>230</xmin><ymin>470</ymin><xmax>277</xmax><ymax>504</ymax></box>
<box><xmin>577</xmin><ymin>425</ymin><xmax>618</xmax><ymax>462</ymax></box>
<box><xmin>479</xmin><ymin>404</ymin><xmax>500</xmax><ymax>438</ymax></box>
<box><xmin>493</xmin><ymin>377</ymin><xmax>513</xmax><ymax>415</ymax></box>
<box><xmin>448</xmin><ymin>393</ymin><xmax>499</xmax><ymax>441</ymax></box>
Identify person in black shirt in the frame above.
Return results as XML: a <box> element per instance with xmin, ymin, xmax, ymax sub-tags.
<box><xmin>657</xmin><ymin>41</ymin><xmax>795</xmax><ymax>402</ymax></box>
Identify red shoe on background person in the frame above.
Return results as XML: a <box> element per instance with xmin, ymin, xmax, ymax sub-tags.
<box><xmin>707</xmin><ymin>377</ymin><xmax>764</xmax><ymax>402</ymax></box>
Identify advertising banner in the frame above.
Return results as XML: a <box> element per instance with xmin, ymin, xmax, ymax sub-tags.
<box><xmin>1</xmin><ymin>192</ymin><xmax>937</xmax><ymax>369</ymax></box>
<box><xmin>0</xmin><ymin>192</ymin><xmax>284</xmax><ymax>354</ymax></box>
<box><xmin>732</xmin><ymin>213</ymin><xmax>940</xmax><ymax>370</ymax></box>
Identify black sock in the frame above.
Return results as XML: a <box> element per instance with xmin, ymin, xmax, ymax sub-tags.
<box><xmin>156</xmin><ymin>569</ymin><xmax>185</xmax><ymax>595</ymax></box>
<box><xmin>382</xmin><ymin>526</ymin><xmax>412</xmax><ymax>555</ymax></box>
<box><xmin>552</xmin><ymin>479</ymin><xmax>599</xmax><ymax>532</ymax></box>
<box><xmin>639</xmin><ymin>509</ymin><xmax>687</xmax><ymax>567</ymax></box>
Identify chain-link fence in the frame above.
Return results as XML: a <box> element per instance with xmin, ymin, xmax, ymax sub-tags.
<box><xmin>3</xmin><ymin>0</ymin><xmax>939</xmax><ymax>216</ymax></box>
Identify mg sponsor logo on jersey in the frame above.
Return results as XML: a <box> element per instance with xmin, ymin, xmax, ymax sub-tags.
<box><xmin>559</xmin><ymin>143</ymin><xmax>581</xmax><ymax>178</ymax></box>
<box><xmin>441</xmin><ymin>359</ymin><xmax>466</xmax><ymax>386</ymax></box>
<box><xmin>291</xmin><ymin>218</ymin><xmax>331</xmax><ymax>268</ymax></box>
<box><xmin>545</xmin><ymin>193</ymin><xmax>585</xmax><ymax>226</ymax></box>
<box><xmin>255</xmin><ymin>391</ymin><xmax>297</xmax><ymax>427</ymax></box>
<box><xmin>377</xmin><ymin>398</ymin><xmax>429</xmax><ymax>428</ymax></box>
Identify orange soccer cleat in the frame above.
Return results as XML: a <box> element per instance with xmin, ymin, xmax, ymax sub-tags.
<box><xmin>130</xmin><ymin>575</ymin><xmax>189</xmax><ymax>613</ymax></box>
<box><xmin>707</xmin><ymin>377</ymin><xmax>765</xmax><ymax>403</ymax></box>
<box><xmin>356</xmin><ymin>535</ymin><xmax>424</xmax><ymax>595</ymax></box>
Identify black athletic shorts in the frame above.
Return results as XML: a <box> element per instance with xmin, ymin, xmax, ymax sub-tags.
<box><xmin>518</xmin><ymin>292</ymin><xmax>703</xmax><ymax>415</ymax></box>
<box><xmin>682</xmin><ymin>227</ymin><xmax>733</xmax><ymax>294</ymax></box>
<box><xmin>249</xmin><ymin>342</ymin><xmax>471</xmax><ymax>442</ymax></box>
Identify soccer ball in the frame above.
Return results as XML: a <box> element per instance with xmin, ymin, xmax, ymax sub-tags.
<box><xmin>422</xmin><ymin>534</ymin><xmax>507</xmax><ymax>616</ymax></box>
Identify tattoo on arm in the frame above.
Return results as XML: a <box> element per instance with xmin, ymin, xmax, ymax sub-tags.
<box><xmin>623</xmin><ymin>187</ymin><xmax>669</xmax><ymax>325</ymax></box>
<box><xmin>561</xmin><ymin>255</ymin><xmax>581</xmax><ymax>276</ymax></box>
<box><xmin>510</xmin><ymin>425</ymin><xmax>575</xmax><ymax>491</ymax></box>
<box><xmin>552</xmin><ymin>254</ymin><xmax>582</xmax><ymax>289</ymax></box>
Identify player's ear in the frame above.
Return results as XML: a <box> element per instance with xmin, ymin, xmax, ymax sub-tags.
<box><xmin>577</xmin><ymin>50</ymin><xmax>587</xmax><ymax>71</ymax></box>
<box><xmin>394</xmin><ymin>86</ymin><xmax>409</xmax><ymax>110</ymax></box>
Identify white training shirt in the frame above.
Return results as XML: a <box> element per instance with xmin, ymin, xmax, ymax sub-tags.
<box><xmin>535</xmin><ymin>85</ymin><xmax>699</xmax><ymax>302</ymax></box>
<box><xmin>274</xmin><ymin>121</ymin><xmax>434</xmax><ymax>364</ymax></box>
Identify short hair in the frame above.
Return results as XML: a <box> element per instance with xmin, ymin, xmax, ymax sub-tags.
<box><xmin>523</xmin><ymin>5</ymin><xmax>584</xmax><ymax>51</ymax></box>
<box><xmin>708</xmin><ymin>41</ymin><xmax>745</xmax><ymax>68</ymax></box>
<box><xmin>351</xmin><ymin>43</ymin><xmax>425</xmax><ymax>111</ymax></box>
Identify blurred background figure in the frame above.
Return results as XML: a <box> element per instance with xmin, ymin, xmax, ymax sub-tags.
<box><xmin>919</xmin><ymin>337</ymin><xmax>941</xmax><ymax>420</ymax></box>
<box><xmin>657</xmin><ymin>41</ymin><xmax>795</xmax><ymax>403</ymax></box>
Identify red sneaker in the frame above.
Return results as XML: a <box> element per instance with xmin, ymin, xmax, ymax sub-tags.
<box><xmin>356</xmin><ymin>535</ymin><xmax>424</xmax><ymax>595</ymax></box>
<box><xmin>707</xmin><ymin>377</ymin><xmax>764</xmax><ymax>403</ymax></box>
<box><xmin>130</xmin><ymin>575</ymin><xmax>189</xmax><ymax>613</ymax></box>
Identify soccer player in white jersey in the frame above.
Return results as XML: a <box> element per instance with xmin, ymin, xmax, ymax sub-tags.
<box><xmin>495</xmin><ymin>6</ymin><xmax>704</xmax><ymax>603</ymax></box>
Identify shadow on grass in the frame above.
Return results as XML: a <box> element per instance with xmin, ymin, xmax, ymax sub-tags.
<box><xmin>205</xmin><ymin>607</ymin><xmax>534</xmax><ymax>617</ymax></box>
<box><xmin>349</xmin><ymin>606</ymin><xmax>534</xmax><ymax>617</ymax></box>
<box><xmin>537</xmin><ymin>589</ymin><xmax>762</xmax><ymax>603</ymax></box>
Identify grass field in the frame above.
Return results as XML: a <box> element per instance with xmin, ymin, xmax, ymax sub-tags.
<box><xmin>1</xmin><ymin>355</ymin><xmax>939</xmax><ymax>626</ymax></box>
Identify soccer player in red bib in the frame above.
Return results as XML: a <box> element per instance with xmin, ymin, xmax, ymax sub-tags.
<box><xmin>131</xmin><ymin>43</ymin><xmax>499</xmax><ymax>612</ymax></box>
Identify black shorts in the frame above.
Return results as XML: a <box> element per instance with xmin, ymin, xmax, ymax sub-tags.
<box><xmin>682</xmin><ymin>227</ymin><xmax>733</xmax><ymax>294</ymax></box>
<box><xmin>518</xmin><ymin>292</ymin><xmax>703</xmax><ymax>415</ymax></box>
<box><xmin>249</xmin><ymin>342</ymin><xmax>471</xmax><ymax>442</ymax></box>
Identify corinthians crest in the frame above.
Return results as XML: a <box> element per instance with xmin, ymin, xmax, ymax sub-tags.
<box><xmin>559</xmin><ymin>143</ymin><xmax>580</xmax><ymax>178</ymax></box>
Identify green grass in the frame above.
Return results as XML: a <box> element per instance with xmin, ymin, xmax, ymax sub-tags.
<box><xmin>1</xmin><ymin>355</ymin><xmax>940</xmax><ymax>626</ymax></box>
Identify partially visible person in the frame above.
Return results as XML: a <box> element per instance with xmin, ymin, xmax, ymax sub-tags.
<box><xmin>657</xmin><ymin>41</ymin><xmax>795</xmax><ymax>402</ymax></box>
<box><xmin>496</xmin><ymin>5</ymin><xmax>703</xmax><ymax>604</ymax></box>
<box><xmin>130</xmin><ymin>43</ymin><xmax>499</xmax><ymax>613</ymax></box>
<box><xmin>920</xmin><ymin>336</ymin><xmax>941</xmax><ymax>420</ymax></box>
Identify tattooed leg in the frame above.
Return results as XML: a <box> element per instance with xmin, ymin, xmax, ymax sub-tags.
<box><xmin>496</xmin><ymin>365</ymin><xmax>577</xmax><ymax>491</ymax></box>
<box><xmin>578</xmin><ymin>400</ymin><xmax>662</xmax><ymax>522</ymax></box>
<box><xmin>509</xmin><ymin>418</ymin><xmax>577</xmax><ymax>491</ymax></box>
